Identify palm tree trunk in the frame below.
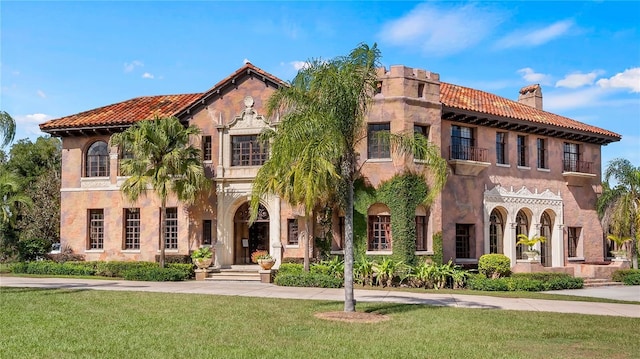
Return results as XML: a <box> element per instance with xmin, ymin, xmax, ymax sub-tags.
<box><xmin>344</xmin><ymin>177</ymin><xmax>356</xmax><ymax>312</ymax></box>
<box><xmin>304</xmin><ymin>216</ymin><xmax>310</xmax><ymax>272</ymax></box>
<box><xmin>160</xmin><ymin>200</ymin><xmax>166</xmax><ymax>268</ymax></box>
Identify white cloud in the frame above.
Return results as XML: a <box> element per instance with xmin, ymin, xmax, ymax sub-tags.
<box><xmin>14</xmin><ymin>113</ymin><xmax>52</xmax><ymax>137</ymax></box>
<box><xmin>290</xmin><ymin>61</ymin><xmax>309</xmax><ymax>71</ymax></box>
<box><xmin>378</xmin><ymin>3</ymin><xmax>503</xmax><ymax>56</ymax></box>
<box><xmin>495</xmin><ymin>19</ymin><xmax>574</xmax><ymax>49</ymax></box>
<box><xmin>124</xmin><ymin>60</ymin><xmax>144</xmax><ymax>73</ymax></box>
<box><xmin>517</xmin><ymin>68</ymin><xmax>552</xmax><ymax>85</ymax></box>
<box><xmin>555</xmin><ymin>71</ymin><xmax>604</xmax><ymax>89</ymax></box>
<box><xmin>36</xmin><ymin>90</ymin><xmax>47</xmax><ymax>98</ymax></box>
<box><xmin>544</xmin><ymin>87</ymin><xmax>605</xmax><ymax>111</ymax></box>
<box><xmin>141</xmin><ymin>72</ymin><xmax>154</xmax><ymax>79</ymax></box>
<box><xmin>596</xmin><ymin>68</ymin><xmax>640</xmax><ymax>93</ymax></box>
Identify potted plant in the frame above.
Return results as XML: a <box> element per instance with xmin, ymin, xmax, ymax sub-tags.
<box><xmin>191</xmin><ymin>246</ymin><xmax>214</xmax><ymax>269</ymax></box>
<box><xmin>516</xmin><ymin>234</ymin><xmax>546</xmax><ymax>260</ymax></box>
<box><xmin>251</xmin><ymin>250</ymin><xmax>275</xmax><ymax>270</ymax></box>
<box><xmin>607</xmin><ymin>234</ymin><xmax>630</xmax><ymax>260</ymax></box>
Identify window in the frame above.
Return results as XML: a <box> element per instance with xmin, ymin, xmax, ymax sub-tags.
<box><xmin>455</xmin><ymin>224</ymin><xmax>472</xmax><ymax>258</ymax></box>
<box><xmin>415</xmin><ymin>216</ymin><xmax>428</xmax><ymax>251</ymax></box>
<box><xmin>540</xmin><ymin>212</ymin><xmax>552</xmax><ymax>267</ymax></box>
<box><xmin>489</xmin><ymin>209</ymin><xmax>503</xmax><ymax>254</ymax></box>
<box><xmin>414</xmin><ymin>125</ymin><xmax>430</xmax><ymax>160</ymax></box>
<box><xmin>375</xmin><ymin>81</ymin><xmax>382</xmax><ymax>94</ymax></box>
<box><xmin>496</xmin><ymin>132</ymin><xmax>507</xmax><ymax>165</ymax></box>
<box><xmin>563</xmin><ymin>143</ymin><xmax>580</xmax><ymax>172</ymax></box>
<box><xmin>368</xmin><ymin>215</ymin><xmax>391</xmax><ymax>251</ymax></box>
<box><xmin>162</xmin><ymin>207</ymin><xmax>178</xmax><ymax>250</ymax></box>
<box><xmin>568</xmin><ymin>227</ymin><xmax>580</xmax><ymax>258</ymax></box>
<box><xmin>367</xmin><ymin>123</ymin><xmax>390</xmax><ymax>159</ymax></box>
<box><xmin>88</xmin><ymin>209</ymin><xmax>104</xmax><ymax>250</ymax></box>
<box><xmin>231</xmin><ymin>135</ymin><xmax>268</xmax><ymax>166</ymax></box>
<box><xmin>451</xmin><ymin>125</ymin><xmax>474</xmax><ymax>160</ymax></box>
<box><xmin>517</xmin><ymin>135</ymin><xmax>527</xmax><ymax>167</ymax></box>
<box><xmin>515</xmin><ymin>210</ymin><xmax>529</xmax><ymax>259</ymax></box>
<box><xmin>202</xmin><ymin>220</ymin><xmax>212</xmax><ymax>246</ymax></box>
<box><xmin>202</xmin><ymin>136</ymin><xmax>212</xmax><ymax>161</ymax></box>
<box><xmin>287</xmin><ymin>219</ymin><xmax>299</xmax><ymax>245</ymax></box>
<box><xmin>85</xmin><ymin>141</ymin><xmax>109</xmax><ymax>177</ymax></box>
<box><xmin>417</xmin><ymin>83</ymin><xmax>425</xmax><ymax>98</ymax></box>
<box><xmin>537</xmin><ymin>138</ymin><xmax>547</xmax><ymax>169</ymax></box>
<box><xmin>123</xmin><ymin>208</ymin><xmax>140</xmax><ymax>250</ymax></box>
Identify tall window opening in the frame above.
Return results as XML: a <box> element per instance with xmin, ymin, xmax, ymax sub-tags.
<box><xmin>202</xmin><ymin>220</ymin><xmax>213</xmax><ymax>246</ymax></box>
<box><xmin>367</xmin><ymin>123</ymin><xmax>390</xmax><ymax>159</ymax></box>
<box><xmin>88</xmin><ymin>209</ymin><xmax>104</xmax><ymax>250</ymax></box>
<box><xmin>568</xmin><ymin>227</ymin><xmax>580</xmax><ymax>258</ymax></box>
<box><xmin>517</xmin><ymin>135</ymin><xmax>527</xmax><ymax>167</ymax></box>
<box><xmin>455</xmin><ymin>224</ymin><xmax>473</xmax><ymax>258</ymax></box>
<box><xmin>489</xmin><ymin>209</ymin><xmax>504</xmax><ymax>254</ymax></box>
<box><xmin>563</xmin><ymin>143</ymin><xmax>580</xmax><ymax>172</ymax></box>
<box><xmin>415</xmin><ymin>216</ymin><xmax>428</xmax><ymax>251</ymax></box>
<box><xmin>163</xmin><ymin>207</ymin><xmax>178</xmax><ymax>250</ymax></box>
<box><xmin>231</xmin><ymin>135</ymin><xmax>268</xmax><ymax>166</ymax></box>
<box><xmin>451</xmin><ymin>125</ymin><xmax>474</xmax><ymax>160</ymax></box>
<box><xmin>537</xmin><ymin>138</ymin><xmax>547</xmax><ymax>169</ymax></box>
<box><xmin>368</xmin><ymin>215</ymin><xmax>391</xmax><ymax>251</ymax></box>
<box><xmin>287</xmin><ymin>218</ymin><xmax>299</xmax><ymax>245</ymax></box>
<box><xmin>515</xmin><ymin>210</ymin><xmax>529</xmax><ymax>259</ymax></box>
<box><xmin>496</xmin><ymin>132</ymin><xmax>507</xmax><ymax>165</ymax></box>
<box><xmin>85</xmin><ymin>141</ymin><xmax>110</xmax><ymax>177</ymax></box>
<box><xmin>123</xmin><ymin>208</ymin><xmax>140</xmax><ymax>250</ymax></box>
<box><xmin>540</xmin><ymin>212</ymin><xmax>552</xmax><ymax>267</ymax></box>
<box><xmin>202</xmin><ymin>135</ymin><xmax>212</xmax><ymax>161</ymax></box>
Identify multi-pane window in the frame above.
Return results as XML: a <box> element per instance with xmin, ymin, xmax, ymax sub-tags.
<box><xmin>563</xmin><ymin>143</ymin><xmax>580</xmax><ymax>172</ymax></box>
<box><xmin>287</xmin><ymin>219</ymin><xmax>299</xmax><ymax>245</ymax></box>
<box><xmin>368</xmin><ymin>215</ymin><xmax>391</xmax><ymax>251</ymax></box>
<box><xmin>451</xmin><ymin>125</ymin><xmax>474</xmax><ymax>160</ymax></box>
<box><xmin>568</xmin><ymin>227</ymin><xmax>580</xmax><ymax>258</ymax></box>
<box><xmin>367</xmin><ymin>123</ymin><xmax>390</xmax><ymax>159</ymax></box>
<box><xmin>202</xmin><ymin>136</ymin><xmax>212</xmax><ymax>161</ymax></box>
<box><xmin>517</xmin><ymin>135</ymin><xmax>527</xmax><ymax>167</ymax></box>
<box><xmin>231</xmin><ymin>135</ymin><xmax>268</xmax><ymax>166</ymax></box>
<box><xmin>85</xmin><ymin>141</ymin><xmax>110</xmax><ymax>177</ymax></box>
<box><xmin>540</xmin><ymin>212</ymin><xmax>552</xmax><ymax>267</ymax></box>
<box><xmin>455</xmin><ymin>224</ymin><xmax>472</xmax><ymax>258</ymax></box>
<box><xmin>163</xmin><ymin>207</ymin><xmax>178</xmax><ymax>250</ymax></box>
<box><xmin>123</xmin><ymin>208</ymin><xmax>140</xmax><ymax>250</ymax></box>
<box><xmin>537</xmin><ymin>138</ymin><xmax>547</xmax><ymax>169</ymax></box>
<box><xmin>88</xmin><ymin>209</ymin><xmax>104</xmax><ymax>249</ymax></box>
<box><xmin>496</xmin><ymin>132</ymin><xmax>507</xmax><ymax>164</ymax></box>
<box><xmin>202</xmin><ymin>220</ymin><xmax>212</xmax><ymax>246</ymax></box>
<box><xmin>415</xmin><ymin>216</ymin><xmax>428</xmax><ymax>251</ymax></box>
<box><xmin>515</xmin><ymin>210</ymin><xmax>529</xmax><ymax>259</ymax></box>
<box><xmin>489</xmin><ymin>210</ymin><xmax>503</xmax><ymax>254</ymax></box>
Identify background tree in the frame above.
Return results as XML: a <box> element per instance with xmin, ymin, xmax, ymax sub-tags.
<box><xmin>110</xmin><ymin>116</ymin><xmax>208</xmax><ymax>267</ymax></box>
<box><xmin>597</xmin><ymin>158</ymin><xmax>640</xmax><ymax>268</ymax></box>
<box><xmin>0</xmin><ymin>111</ymin><xmax>16</xmax><ymax>148</ymax></box>
<box><xmin>6</xmin><ymin>137</ymin><xmax>61</xmax><ymax>183</ymax></box>
<box><xmin>0</xmin><ymin>172</ymin><xmax>32</xmax><ymax>258</ymax></box>
<box><xmin>16</xmin><ymin>168</ymin><xmax>60</xmax><ymax>244</ymax></box>
<box><xmin>251</xmin><ymin>43</ymin><xmax>447</xmax><ymax>312</ymax></box>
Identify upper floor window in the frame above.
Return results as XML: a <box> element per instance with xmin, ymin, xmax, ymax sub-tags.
<box><xmin>496</xmin><ymin>132</ymin><xmax>507</xmax><ymax>165</ymax></box>
<box><xmin>563</xmin><ymin>143</ymin><xmax>580</xmax><ymax>172</ymax></box>
<box><xmin>231</xmin><ymin>135</ymin><xmax>268</xmax><ymax>166</ymax></box>
<box><xmin>537</xmin><ymin>138</ymin><xmax>548</xmax><ymax>169</ymax></box>
<box><xmin>451</xmin><ymin>125</ymin><xmax>474</xmax><ymax>160</ymax></box>
<box><xmin>287</xmin><ymin>218</ymin><xmax>299</xmax><ymax>246</ymax></box>
<box><xmin>417</xmin><ymin>83</ymin><xmax>425</xmax><ymax>98</ymax></box>
<box><xmin>85</xmin><ymin>141</ymin><xmax>109</xmax><ymax>177</ymax></box>
<box><xmin>367</xmin><ymin>123</ymin><xmax>390</xmax><ymax>159</ymax></box>
<box><xmin>517</xmin><ymin>135</ymin><xmax>528</xmax><ymax>167</ymax></box>
<box><xmin>202</xmin><ymin>135</ymin><xmax>212</xmax><ymax>161</ymax></box>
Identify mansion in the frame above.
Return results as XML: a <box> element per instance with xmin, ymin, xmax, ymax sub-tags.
<box><xmin>40</xmin><ymin>63</ymin><xmax>621</xmax><ymax>272</ymax></box>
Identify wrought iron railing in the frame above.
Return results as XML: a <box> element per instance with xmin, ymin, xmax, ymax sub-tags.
<box><xmin>563</xmin><ymin>159</ymin><xmax>594</xmax><ymax>174</ymax></box>
<box><xmin>449</xmin><ymin>145</ymin><xmax>488</xmax><ymax>162</ymax></box>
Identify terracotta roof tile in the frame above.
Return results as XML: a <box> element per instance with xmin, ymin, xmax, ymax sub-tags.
<box><xmin>440</xmin><ymin>82</ymin><xmax>621</xmax><ymax>140</ymax></box>
<box><xmin>40</xmin><ymin>93</ymin><xmax>202</xmax><ymax>131</ymax></box>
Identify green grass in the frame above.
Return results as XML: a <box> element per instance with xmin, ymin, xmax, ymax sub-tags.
<box><xmin>1</xmin><ymin>287</ymin><xmax>638</xmax><ymax>359</ymax></box>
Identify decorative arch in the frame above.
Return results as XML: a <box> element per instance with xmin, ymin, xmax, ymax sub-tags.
<box><xmin>489</xmin><ymin>207</ymin><xmax>506</xmax><ymax>254</ymax></box>
<box><xmin>85</xmin><ymin>140</ymin><xmax>110</xmax><ymax>177</ymax></box>
<box><xmin>539</xmin><ymin>211</ymin><xmax>554</xmax><ymax>267</ymax></box>
<box><xmin>515</xmin><ymin>209</ymin><xmax>530</xmax><ymax>259</ymax></box>
<box><xmin>367</xmin><ymin>203</ymin><xmax>391</xmax><ymax>251</ymax></box>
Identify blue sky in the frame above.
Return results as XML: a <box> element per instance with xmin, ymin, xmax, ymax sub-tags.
<box><xmin>1</xmin><ymin>1</ymin><xmax>639</xmax><ymax>167</ymax></box>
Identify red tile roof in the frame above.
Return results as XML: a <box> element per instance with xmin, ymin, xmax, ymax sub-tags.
<box><xmin>440</xmin><ymin>82</ymin><xmax>621</xmax><ymax>139</ymax></box>
<box><xmin>40</xmin><ymin>93</ymin><xmax>202</xmax><ymax>131</ymax></box>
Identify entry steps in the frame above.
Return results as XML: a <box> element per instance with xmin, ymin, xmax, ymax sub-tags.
<box><xmin>205</xmin><ymin>265</ymin><xmax>261</xmax><ymax>282</ymax></box>
<box><xmin>582</xmin><ymin>278</ymin><xmax>623</xmax><ymax>288</ymax></box>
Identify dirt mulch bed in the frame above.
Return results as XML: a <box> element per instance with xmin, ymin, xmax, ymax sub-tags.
<box><xmin>314</xmin><ymin>311</ymin><xmax>391</xmax><ymax>323</ymax></box>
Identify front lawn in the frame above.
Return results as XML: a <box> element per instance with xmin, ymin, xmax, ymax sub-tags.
<box><xmin>1</xmin><ymin>287</ymin><xmax>638</xmax><ymax>358</ymax></box>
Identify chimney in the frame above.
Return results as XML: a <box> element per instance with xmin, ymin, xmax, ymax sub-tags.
<box><xmin>518</xmin><ymin>84</ymin><xmax>543</xmax><ymax>110</ymax></box>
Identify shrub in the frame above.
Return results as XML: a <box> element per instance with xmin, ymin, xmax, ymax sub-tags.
<box><xmin>274</xmin><ymin>272</ymin><xmax>343</xmax><ymax>288</ymax></box>
<box><xmin>94</xmin><ymin>261</ymin><xmax>158</xmax><ymax>277</ymax></box>
<box><xmin>167</xmin><ymin>263</ymin><xmax>195</xmax><ymax>279</ymax></box>
<box><xmin>612</xmin><ymin>269</ymin><xmax>640</xmax><ymax>283</ymax></box>
<box><xmin>17</xmin><ymin>238</ymin><xmax>52</xmax><ymax>261</ymax></box>
<box><xmin>10</xmin><ymin>261</ymin><xmax>95</xmax><ymax>276</ymax></box>
<box><xmin>277</xmin><ymin>263</ymin><xmax>303</xmax><ymax>275</ymax></box>
<box><xmin>511</xmin><ymin>272</ymin><xmax>573</xmax><ymax>281</ymax></box>
<box><xmin>467</xmin><ymin>273</ymin><xmax>583</xmax><ymax>292</ymax></box>
<box><xmin>121</xmin><ymin>267</ymin><xmax>190</xmax><ymax>281</ymax></box>
<box><xmin>622</xmin><ymin>273</ymin><xmax>640</xmax><ymax>285</ymax></box>
<box><xmin>310</xmin><ymin>264</ymin><xmax>332</xmax><ymax>276</ymax></box>
<box><xmin>467</xmin><ymin>275</ymin><xmax>509</xmax><ymax>291</ymax></box>
<box><xmin>154</xmin><ymin>254</ymin><xmax>192</xmax><ymax>264</ymax></box>
<box><xmin>478</xmin><ymin>254</ymin><xmax>511</xmax><ymax>278</ymax></box>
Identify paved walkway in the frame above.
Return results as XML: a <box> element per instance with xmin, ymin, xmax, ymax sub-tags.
<box><xmin>1</xmin><ymin>276</ymin><xmax>639</xmax><ymax>318</ymax></box>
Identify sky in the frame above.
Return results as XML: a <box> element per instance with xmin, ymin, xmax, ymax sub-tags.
<box><xmin>1</xmin><ymin>1</ymin><xmax>639</xmax><ymax>167</ymax></box>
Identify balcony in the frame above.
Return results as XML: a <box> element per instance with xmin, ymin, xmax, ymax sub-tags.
<box><xmin>448</xmin><ymin>145</ymin><xmax>490</xmax><ymax>176</ymax></box>
<box><xmin>563</xmin><ymin>159</ymin><xmax>596</xmax><ymax>185</ymax></box>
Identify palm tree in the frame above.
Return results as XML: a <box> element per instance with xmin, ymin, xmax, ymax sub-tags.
<box><xmin>0</xmin><ymin>172</ymin><xmax>32</xmax><ymax>245</ymax></box>
<box><xmin>250</xmin><ymin>43</ymin><xmax>447</xmax><ymax>312</ymax></box>
<box><xmin>597</xmin><ymin>158</ymin><xmax>640</xmax><ymax>268</ymax></box>
<box><xmin>1</xmin><ymin>111</ymin><xmax>16</xmax><ymax>148</ymax></box>
<box><xmin>110</xmin><ymin>116</ymin><xmax>208</xmax><ymax>267</ymax></box>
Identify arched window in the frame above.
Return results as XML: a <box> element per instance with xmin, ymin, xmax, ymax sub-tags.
<box><xmin>489</xmin><ymin>209</ymin><xmax>504</xmax><ymax>254</ymax></box>
<box><xmin>515</xmin><ymin>210</ymin><xmax>529</xmax><ymax>259</ymax></box>
<box><xmin>368</xmin><ymin>204</ymin><xmax>391</xmax><ymax>251</ymax></box>
<box><xmin>540</xmin><ymin>212</ymin><xmax>553</xmax><ymax>266</ymax></box>
<box><xmin>85</xmin><ymin>141</ymin><xmax>110</xmax><ymax>177</ymax></box>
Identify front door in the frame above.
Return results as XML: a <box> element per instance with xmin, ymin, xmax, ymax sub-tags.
<box><xmin>233</xmin><ymin>203</ymin><xmax>269</xmax><ymax>264</ymax></box>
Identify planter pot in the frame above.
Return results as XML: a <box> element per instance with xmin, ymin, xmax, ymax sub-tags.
<box><xmin>257</xmin><ymin>259</ymin><xmax>276</xmax><ymax>270</ymax></box>
<box><xmin>523</xmin><ymin>251</ymin><xmax>539</xmax><ymax>261</ymax></box>
<box><xmin>193</xmin><ymin>257</ymin><xmax>213</xmax><ymax>270</ymax></box>
<box><xmin>612</xmin><ymin>250</ymin><xmax>627</xmax><ymax>260</ymax></box>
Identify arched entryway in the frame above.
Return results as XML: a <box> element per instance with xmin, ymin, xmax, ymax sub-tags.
<box><xmin>540</xmin><ymin>211</ymin><xmax>553</xmax><ymax>267</ymax></box>
<box><xmin>515</xmin><ymin>210</ymin><xmax>530</xmax><ymax>260</ymax></box>
<box><xmin>233</xmin><ymin>203</ymin><xmax>270</xmax><ymax>264</ymax></box>
<box><xmin>489</xmin><ymin>208</ymin><xmax>504</xmax><ymax>254</ymax></box>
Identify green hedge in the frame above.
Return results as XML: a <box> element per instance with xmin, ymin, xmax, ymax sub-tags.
<box><xmin>122</xmin><ymin>267</ymin><xmax>191</xmax><ymax>281</ymax></box>
<box><xmin>622</xmin><ymin>273</ymin><xmax>640</xmax><ymax>285</ymax></box>
<box><xmin>468</xmin><ymin>273</ymin><xmax>583</xmax><ymax>292</ymax></box>
<box><xmin>612</xmin><ymin>269</ymin><xmax>640</xmax><ymax>283</ymax></box>
<box><xmin>11</xmin><ymin>261</ymin><xmax>95</xmax><ymax>276</ymax></box>
<box><xmin>274</xmin><ymin>272</ymin><xmax>343</xmax><ymax>288</ymax></box>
